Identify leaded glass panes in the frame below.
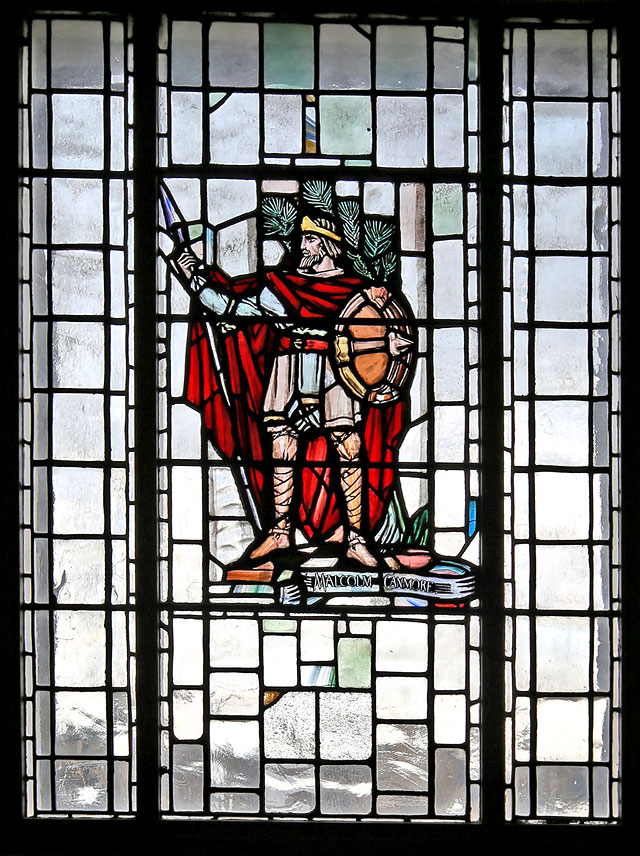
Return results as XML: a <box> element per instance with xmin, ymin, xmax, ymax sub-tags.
<box><xmin>502</xmin><ymin>24</ymin><xmax>621</xmax><ymax>822</ymax></box>
<box><xmin>19</xmin><ymin>14</ymin><xmax>136</xmax><ymax>816</ymax></box>
<box><xmin>15</xmin><ymin>6</ymin><xmax>626</xmax><ymax>834</ymax></box>
<box><xmin>158</xmin><ymin>15</ymin><xmax>480</xmax><ymax>820</ymax></box>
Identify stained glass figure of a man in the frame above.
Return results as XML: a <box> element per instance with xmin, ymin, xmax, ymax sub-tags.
<box><xmin>166</xmin><ymin>186</ymin><xmax>410</xmax><ymax>577</ymax></box>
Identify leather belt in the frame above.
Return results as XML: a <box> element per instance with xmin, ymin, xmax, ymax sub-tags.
<box><xmin>279</xmin><ymin>336</ymin><xmax>329</xmax><ymax>353</ymax></box>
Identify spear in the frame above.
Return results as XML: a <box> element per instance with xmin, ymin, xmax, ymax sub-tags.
<box><xmin>159</xmin><ymin>182</ymin><xmax>263</xmax><ymax>532</ymax></box>
<box><xmin>159</xmin><ymin>182</ymin><xmax>188</xmax><ymax>246</ymax></box>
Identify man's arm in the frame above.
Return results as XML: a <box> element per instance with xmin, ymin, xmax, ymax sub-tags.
<box><xmin>172</xmin><ymin>247</ymin><xmax>234</xmax><ymax>315</ymax></box>
<box><xmin>171</xmin><ymin>246</ymin><xmax>268</xmax><ymax>320</ymax></box>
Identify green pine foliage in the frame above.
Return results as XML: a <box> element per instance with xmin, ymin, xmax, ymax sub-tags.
<box><xmin>301</xmin><ymin>180</ymin><xmax>334</xmax><ymax>214</ymax></box>
<box><xmin>337</xmin><ymin>199</ymin><xmax>361</xmax><ymax>249</ymax></box>
<box><xmin>262</xmin><ymin>196</ymin><xmax>297</xmax><ymax>239</ymax></box>
<box><xmin>261</xmin><ymin>183</ymin><xmax>398</xmax><ymax>283</ymax></box>
<box><xmin>364</xmin><ymin>219</ymin><xmax>394</xmax><ymax>259</ymax></box>
<box><xmin>347</xmin><ymin>250</ymin><xmax>374</xmax><ymax>279</ymax></box>
<box><xmin>381</xmin><ymin>250</ymin><xmax>397</xmax><ymax>279</ymax></box>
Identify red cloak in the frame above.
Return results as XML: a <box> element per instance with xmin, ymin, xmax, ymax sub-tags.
<box><xmin>185</xmin><ymin>269</ymin><xmax>407</xmax><ymax>542</ymax></box>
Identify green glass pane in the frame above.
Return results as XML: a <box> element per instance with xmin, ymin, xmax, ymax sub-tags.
<box><xmin>319</xmin><ymin>95</ymin><xmax>372</xmax><ymax>155</ymax></box>
<box><xmin>263</xmin><ymin>619</ymin><xmax>297</xmax><ymax>633</ymax></box>
<box><xmin>264</xmin><ymin>24</ymin><xmax>314</xmax><ymax>90</ymax></box>
<box><xmin>337</xmin><ymin>637</ymin><xmax>371</xmax><ymax>688</ymax></box>
<box><xmin>433</xmin><ymin>183</ymin><xmax>463</xmax><ymax>236</ymax></box>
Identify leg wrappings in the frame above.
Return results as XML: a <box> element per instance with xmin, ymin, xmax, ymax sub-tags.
<box><xmin>273</xmin><ymin>466</ymin><xmax>294</xmax><ymax>531</ymax></box>
<box><xmin>268</xmin><ymin>424</ymin><xmax>298</xmax><ymax>462</ymax></box>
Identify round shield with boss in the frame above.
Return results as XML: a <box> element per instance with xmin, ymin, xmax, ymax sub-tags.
<box><xmin>332</xmin><ymin>290</ymin><xmax>416</xmax><ymax>405</ymax></box>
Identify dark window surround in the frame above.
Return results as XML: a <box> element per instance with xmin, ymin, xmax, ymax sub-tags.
<box><xmin>2</xmin><ymin>1</ymin><xmax>637</xmax><ymax>851</ymax></box>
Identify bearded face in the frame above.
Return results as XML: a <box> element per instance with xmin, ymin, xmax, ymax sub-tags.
<box><xmin>299</xmin><ymin>233</ymin><xmax>326</xmax><ymax>269</ymax></box>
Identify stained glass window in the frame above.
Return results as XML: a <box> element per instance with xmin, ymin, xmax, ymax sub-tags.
<box><xmin>502</xmin><ymin>22</ymin><xmax>621</xmax><ymax>821</ymax></box>
<box><xmin>18</xmin><ymin>14</ymin><xmax>136</xmax><ymax>816</ymax></box>
<box><xmin>10</xmin><ymin>3</ymin><xmax>631</xmax><ymax>846</ymax></box>
<box><xmin>156</xmin><ymin>16</ymin><xmax>480</xmax><ymax>820</ymax></box>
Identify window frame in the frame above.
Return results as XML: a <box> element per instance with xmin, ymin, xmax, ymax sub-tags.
<box><xmin>3</xmin><ymin>1</ymin><xmax>637</xmax><ymax>849</ymax></box>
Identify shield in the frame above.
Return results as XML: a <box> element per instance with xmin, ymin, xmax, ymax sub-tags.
<box><xmin>332</xmin><ymin>290</ymin><xmax>416</xmax><ymax>404</ymax></box>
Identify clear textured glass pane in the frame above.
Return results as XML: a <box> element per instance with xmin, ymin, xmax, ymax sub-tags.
<box><xmin>433</xmin><ymin>328</ymin><xmax>465</xmax><ymax>401</ymax></box>
<box><xmin>434</xmin><ymin>624</ymin><xmax>466</xmax><ymax>689</ymax></box>
<box><xmin>171</xmin><ymin>467</ymin><xmax>203</xmax><ymax>540</ymax></box>
<box><xmin>319</xmin><ymin>25</ymin><xmax>370</xmax><ymax>90</ymax></box>
<box><xmin>536</xmin><ymin>765</ymin><xmax>589</xmax><ymax>817</ymax></box>
<box><xmin>264</xmin><ymin>693</ymin><xmax>315</xmax><ymax>759</ymax></box>
<box><xmin>265</xmin><ymin>764</ymin><xmax>315</xmax><ymax>814</ymax></box>
<box><xmin>52</xmin><ymin>393</ymin><xmax>105</xmax><ymax>461</ymax></box>
<box><xmin>52</xmin><ymin>95</ymin><xmax>104</xmax><ymax>170</ymax></box>
<box><xmin>434</xmin><ymin>748</ymin><xmax>466</xmax><ymax>815</ymax></box>
<box><xmin>434</xmin><ymin>41</ymin><xmax>465</xmax><ymax>89</ymax></box>
<box><xmin>210</xmin><ymin>672</ymin><xmax>259</xmax><ymax>717</ymax></box>
<box><xmin>377</xmin><ymin>97</ymin><xmax>427</xmax><ymax>167</ymax></box>
<box><xmin>433</xmin><ymin>239</ymin><xmax>464</xmax><ymax>318</ymax></box>
<box><xmin>173</xmin><ymin>618</ymin><xmax>203</xmax><ymax>685</ymax></box>
<box><xmin>209</xmin><ymin>94</ymin><xmax>259</xmax><ymax>165</ymax></box>
<box><xmin>51</xmin><ymin>179</ymin><xmax>103</xmax><ymax>244</ymax></box>
<box><xmin>54</xmin><ymin>610</ymin><xmax>106</xmax><ymax>687</ymax></box>
<box><xmin>537</xmin><ymin>698</ymin><xmax>589</xmax><ymax>761</ymax></box>
<box><xmin>53</xmin><ymin>539</ymin><xmax>106</xmax><ymax>604</ymax></box>
<box><xmin>52</xmin><ymin>250</ymin><xmax>104</xmax><ymax>316</ymax></box>
<box><xmin>534</xmin><ymin>186</ymin><xmax>587</xmax><ymax>250</ymax></box>
<box><xmin>264</xmin><ymin>95</ymin><xmax>302</xmax><ymax>154</ymax></box>
<box><xmin>434</xmin><ymin>95</ymin><xmax>464</xmax><ymax>167</ymax></box>
<box><xmin>534</xmin><ymin>400</ymin><xmax>589</xmax><ymax>466</ymax></box>
<box><xmin>376</xmin><ymin>724</ymin><xmax>428</xmax><ymax>791</ymax></box>
<box><xmin>51</xmin><ymin>466</ymin><xmax>104</xmax><ymax>535</ymax></box>
<box><xmin>173</xmin><ymin>690</ymin><xmax>204</xmax><ymax>741</ymax></box>
<box><xmin>55</xmin><ymin>691</ymin><xmax>107</xmax><ymax>755</ymax></box>
<box><xmin>211</xmin><ymin>792</ymin><xmax>260</xmax><ymax>813</ymax></box>
<box><xmin>172</xmin><ymin>543</ymin><xmax>203</xmax><ymax>603</ymax></box>
<box><xmin>264</xmin><ymin>636</ymin><xmax>297</xmax><ymax>687</ymax></box>
<box><xmin>434</xmin><ymin>406</ymin><xmax>466</xmax><ymax>463</ymax></box>
<box><xmin>376</xmin><ymin>621</ymin><xmax>428</xmax><ymax>672</ymax></box>
<box><xmin>534</xmin><ymin>29</ymin><xmax>588</xmax><ymax>97</ymax></box>
<box><xmin>535</xmin><ymin>472</ymin><xmax>590</xmax><ymax>540</ymax></box>
<box><xmin>210</xmin><ymin>720</ymin><xmax>261</xmax><ymax>788</ymax></box>
<box><xmin>319</xmin><ymin>693</ymin><xmax>372</xmax><ymax>760</ymax></box>
<box><xmin>173</xmin><ymin>744</ymin><xmax>204</xmax><ymax>811</ymax></box>
<box><xmin>210</xmin><ymin>619</ymin><xmax>259</xmax><ymax>668</ymax></box>
<box><xmin>171</xmin><ymin>92</ymin><xmax>202</xmax><ymax>164</ymax></box>
<box><xmin>55</xmin><ymin>760</ymin><xmax>108</xmax><ymax>811</ymax></box>
<box><xmin>376</xmin><ymin>677</ymin><xmax>428</xmax><ymax>719</ymax></box>
<box><xmin>536</xmin><ymin>617</ymin><xmax>590</xmax><ymax>692</ymax></box>
<box><xmin>363</xmin><ymin>181</ymin><xmax>395</xmax><ymax>215</ymax></box>
<box><xmin>434</xmin><ymin>695</ymin><xmax>467</xmax><ymax>744</ymax></box>
<box><xmin>376</xmin><ymin>26</ymin><xmax>427</xmax><ymax>91</ymax></box>
<box><xmin>534</xmin><ymin>328</ymin><xmax>589</xmax><ymax>396</ymax></box>
<box><xmin>209</xmin><ymin>22</ymin><xmax>258</xmax><ymax>88</ymax></box>
<box><xmin>51</xmin><ymin>20</ymin><xmax>104</xmax><ymax>89</ymax></box>
<box><xmin>319</xmin><ymin>765</ymin><xmax>372</xmax><ymax>815</ymax></box>
<box><xmin>534</xmin><ymin>256</ymin><xmax>588</xmax><ymax>322</ymax></box>
<box><xmin>534</xmin><ymin>102</ymin><xmax>588</xmax><ymax>177</ymax></box>
<box><xmin>171</xmin><ymin>21</ymin><xmax>201</xmax><ymax>86</ymax></box>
